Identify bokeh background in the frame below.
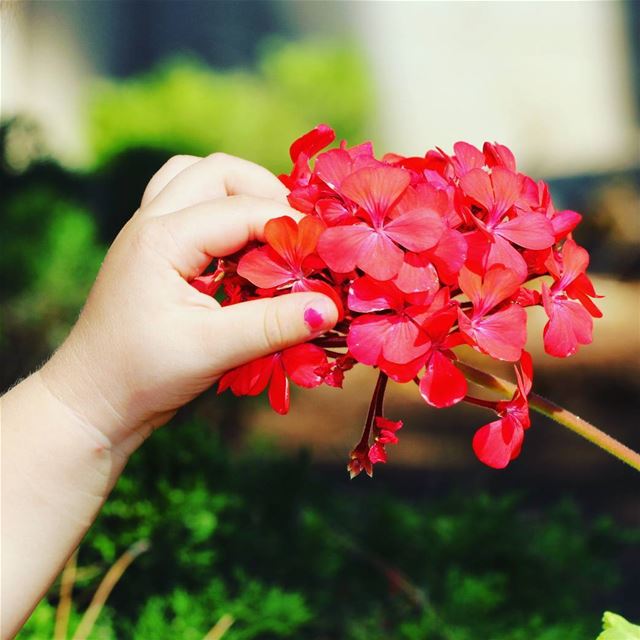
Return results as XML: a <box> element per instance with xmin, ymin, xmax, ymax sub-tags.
<box><xmin>2</xmin><ymin>1</ymin><xmax>639</xmax><ymax>638</ymax></box>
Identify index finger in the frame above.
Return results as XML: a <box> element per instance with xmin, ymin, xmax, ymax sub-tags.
<box><xmin>141</xmin><ymin>153</ymin><xmax>289</xmax><ymax>218</ymax></box>
<box><xmin>146</xmin><ymin>195</ymin><xmax>303</xmax><ymax>279</ymax></box>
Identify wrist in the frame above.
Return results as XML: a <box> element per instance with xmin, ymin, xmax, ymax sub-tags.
<box><xmin>40</xmin><ymin>327</ymin><xmax>147</xmax><ymax>458</ymax></box>
<box><xmin>2</xmin><ymin>372</ymin><xmax>128</xmax><ymax>503</ymax></box>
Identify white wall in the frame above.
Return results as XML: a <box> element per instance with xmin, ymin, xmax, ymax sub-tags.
<box><xmin>343</xmin><ymin>1</ymin><xmax>638</xmax><ymax>175</ymax></box>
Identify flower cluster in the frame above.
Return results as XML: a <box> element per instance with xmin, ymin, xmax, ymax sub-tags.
<box><xmin>195</xmin><ymin>125</ymin><xmax>602</xmax><ymax>476</ymax></box>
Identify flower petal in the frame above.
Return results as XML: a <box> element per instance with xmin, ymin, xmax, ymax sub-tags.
<box><xmin>340</xmin><ymin>166</ymin><xmax>410</xmax><ymax>226</ymax></box>
<box><xmin>268</xmin><ymin>357</ymin><xmax>290</xmax><ymax>414</ymax></box>
<box><xmin>496</xmin><ymin>212</ymin><xmax>555</xmax><ymax>250</ymax></box>
<box><xmin>472</xmin><ymin>415</ymin><xmax>524</xmax><ymax>469</ymax></box>
<box><xmin>459</xmin><ymin>304</ymin><xmax>527</xmax><ymax>362</ymax></box>
<box><xmin>315</xmin><ymin>148</ymin><xmax>353</xmax><ymax>189</ymax></box>
<box><xmin>394</xmin><ymin>252</ymin><xmax>439</xmax><ymax>295</ymax></box>
<box><xmin>542</xmin><ymin>289</ymin><xmax>593</xmax><ymax>358</ymax></box>
<box><xmin>289</xmin><ymin>124</ymin><xmax>335</xmax><ymax>162</ymax></box>
<box><xmin>348</xmin><ymin>276</ymin><xmax>404</xmax><ymax>313</ymax></box>
<box><xmin>317</xmin><ymin>224</ymin><xmax>373</xmax><ymax>273</ymax></box>
<box><xmin>419</xmin><ymin>351</ymin><xmax>467</xmax><ymax>408</ymax></box>
<box><xmin>381</xmin><ymin>315</ymin><xmax>430</xmax><ymax>364</ymax></box>
<box><xmin>218</xmin><ymin>355</ymin><xmax>275</xmax><ymax>396</ymax></box>
<box><xmin>355</xmin><ymin>231</ymin><xmax>405</xmax><ymax>281</ymax></box>
<box><xmin>237</xmin><ymin>247</ymin><xmax>293</xmax><ymax>288</ymax></box>
<box><xmin>347</xmin><ymin>314</ymin><xmax>393</xmax><ymax>365</ymax></box>
<box><xmin>282</xmin><ymin>343</ymin><xmax>328</xmax><ymax>388</ymax></box>
<box><xmin>384</xmin><ymin>208</ymin><xmax>444</xmax><ymax>252</ymax></box>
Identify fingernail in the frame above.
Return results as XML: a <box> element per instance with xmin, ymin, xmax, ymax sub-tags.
<box><xmin>304</xmin><ymin>299</ymin><xmax>336</xmax><ymax>332</ymax></box>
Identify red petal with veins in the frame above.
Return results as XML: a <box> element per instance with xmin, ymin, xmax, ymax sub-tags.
<box><xmin>489</xmin><ymin>236</ymin><xmax>528</xmax><ymax>282</ymax></box>
<box><xmin>479</xmin><ymin>266</ymin><xmax>524</xmax><ymax>314</ymax></box>
<box><xmin>347</xmin><ymin>314</ymin><xmax>430</xmax><ymax>366</ymax></box>
<box><xmin>264</xmin><ymin>216</ymin><xmax>299</xmax><ymax>264</ymax></box>
<box><xmin>264</xmin><ymin>215</ymin><xmax>324</xmax><ymax>265</ymax></box>
<box><xmin>317</xmin><ymin>224</ymin><xmax>372</xmax><ymax>273</ymax></box>
<box><xmin>496</xmin><ymin>212</ymin><xmax>555</xmax><ymax>249</ymax></box>
<box><xmin>340</xmin><ymin>166</ymin><xmax>410</xmax><ymax>227</ymax></box>
<box><xmin>419</xmin><ymin>351</ymin><xmax>467</xmax><ymax>408</ymax></box>
<box><xmin>378</xmin><ymin>354</ymin><xmax>427</xmax><ymax>383</ymax></box>
<box><xmin>459</xmin><ymin>304</ymin><xmax>527</xmax><ymax>362</ymax></box>
<box><xmin>542</xmin><ymin>286</ymin><xmax>593</xmax><ymax>357</ymax></box>
<box><xmin>429</xmin><ymin>227</ymin><xmax>467</xmax><ymax>284</ymax></box>
<box><xmin>346</xmin><ymin>314</ymin><xmax>389</xmax><ymax>365</ymax></box>
<box><xmin>381</xmin><ymin>315</ymin><xmax>429</xmax><ymax>364</ymax></box>
<box><xmin>395</xmin><ymin>253</ymin><xmax>439</xmax><ymax>294</ymax></box>
<box><xmin>237</xmin><ymin>247</ymin><xmax>293</xmax><ymax>288</ymax></box>
<box><xmin>355</xmin><ymin>231</ymin><xmax>405</xmax><ymax>281</ymax></box>
<box><xmin>557</xmin><ymin>237</ymin><xmax>590</xmax><ymax>291</ymax></box>
<box><xmin>315</xmin><ymin>198</ymin><xmax>353</xmax><ymax>225</ymax></box>
<box><xmin>452</xmin><ymin>141</ymin><xmax>485</xmax><ymax>176</ymax></box>
<box><xmin>384</xmin><ymin>208</ymin><xmax>444</xmax><ymax>251</ymax></box>
<box><xmin>460</xmin><ymin>169</ymin><xmax>494</xmax><ymax>211</ymax></box>
<box><xmin>482</xmin><ymin>142</ymin><xmax>517</xmax><ymax>172</ymax></box>
<box><xmin>490</xmin><ymin>167</ymin><xmax>523</xmax><ymax>218</ymax></box>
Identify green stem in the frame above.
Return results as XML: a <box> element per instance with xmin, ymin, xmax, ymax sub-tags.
<box><xmin>457</xmin><ymin>361</ymin><xmax>640</xmax><ymax>472</ymax></box>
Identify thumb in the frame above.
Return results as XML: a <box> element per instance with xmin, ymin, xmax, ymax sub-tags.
<box><xmin>209</xmin><ymin>292</ymin><xmax>338</xmax><ymax>373</ymax></box>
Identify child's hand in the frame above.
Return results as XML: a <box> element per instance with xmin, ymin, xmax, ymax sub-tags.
<box><xmin>40</xmin><ymin>153</ymin><xmax>338</xmax><ymax>457</ymax></box>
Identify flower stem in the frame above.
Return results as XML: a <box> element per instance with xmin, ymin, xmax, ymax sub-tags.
<box><xmin>456</xmin><ymin>361</ymin><xmax>640</xmax><ymax>472</ymax></box>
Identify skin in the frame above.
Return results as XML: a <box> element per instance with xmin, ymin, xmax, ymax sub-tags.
<box><xmin>0</xmin><ymin>153</ymin><xmax>338</xmax><ymax>638</ymax></box>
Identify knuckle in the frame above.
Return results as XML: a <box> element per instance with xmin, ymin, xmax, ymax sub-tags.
<box><xmin>134</xmin><ymin>218</ymin><xmax>172</xmax><ymax>254</ymax></box>
<box><xmin>206</xmin><ymin>151</ymin><xmax>232</xmax><ymax>165</ymax></box>
<box><xmin>164</xmin><ymin>154</ymin><xmax>192</xmax><ymax>169</ymax></box>
<box><xmin>262</xmin><ymin>299</ymin><xmax>288</xmax><ymax>352</ymax></box>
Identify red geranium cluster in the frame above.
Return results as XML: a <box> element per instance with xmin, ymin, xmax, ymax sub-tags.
<box><xmin>194</xmin><ymin>125</ymin><xmax>602</xmax><ymax>476</ymax></box>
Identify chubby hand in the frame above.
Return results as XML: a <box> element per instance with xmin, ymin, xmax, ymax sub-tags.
<box><xmin>40</xmin><ymin>153</ymin><xmax>338</xmax><ymax>458</ymax></box>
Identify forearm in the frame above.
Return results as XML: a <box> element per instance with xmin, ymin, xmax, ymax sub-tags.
<box><xmin>1</xmin><ymin>372</ymin><xmax>128</xmax><ymax>638</ymax></box>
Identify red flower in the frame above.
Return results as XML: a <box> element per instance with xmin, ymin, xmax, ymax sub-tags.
<box><xmin>368</xmin><ymin>417</ymin><xmax>403</xmax><ymax>465</ymax></box>
<box><xmin>461</xmin><ymin>167</ymin><xmax>555</xmax><ymax>279</ymax></box>
<box><xmin>472</xmin><ymin>352</ymin><xmax>533</xmax><ymax>469</ymax></box>
<box><xmin>542</xmin><ymin>238</ymin><xmax>602</xmax><ymax>357</ymax></box>
<box><xmin>218</xmin><ymin>344</ymin><xmax>328</xmax><ymax>415</ymax></box>
<box><xmin>346</xmin><ymin>276</ymin><xmax>432</xmax><ymax>369</ymax></box>
<box><xmin>237</xmin><ymin>216</ymin><xmax>343</xmax><ymax>315</ymax></box>
<box><xmin>317</xmin><ymin>166</ymin><xmax>444</xmax><ymax>280</ymax></box>
<box><xmin>417</xmin><ymin>306</ymin><xmax>467</xmax><ymax>408</ymax></box>
<box><xmin>457</xmin><ymin>265</ymin><xmax>527</xmax><ymax>362</ymax></box>
<box><xmin>210</xmin><ymin>126</ymin><xmax>601</xmax><ymax>476</ymax></box>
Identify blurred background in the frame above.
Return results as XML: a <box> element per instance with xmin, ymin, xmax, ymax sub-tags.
<box><xmin>2</xmin><ymin>1</ymin><xmax>639</xmax><ymax>638</ymax></box>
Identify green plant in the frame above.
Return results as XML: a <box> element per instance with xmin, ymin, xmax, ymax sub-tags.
<box><xmin>87</xmin><ymin>39</ymin><xmax>373</xmax><ymax>173</ymax></box>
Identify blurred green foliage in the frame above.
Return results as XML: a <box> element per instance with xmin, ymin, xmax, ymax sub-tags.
<box><xmin>88</xmin><ymin>39</ymin><xmax>373</xmax><ymax>173</ymax></box>
<box><xmin>2</xmin><ymin>38</ymin><xmax>638</xmax><ymax>640</ymax></box>
<box><xmin>16</xmin><ymin>422</ymin><xmax>639</xmax><ymax>639</ymax></box>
